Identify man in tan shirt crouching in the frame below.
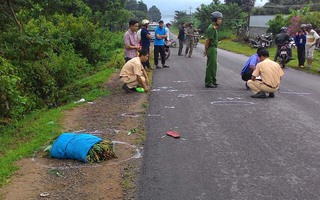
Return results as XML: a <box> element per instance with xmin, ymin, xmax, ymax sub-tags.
<box><xmin>247</xmin><ymin>49</ymin><xmax>284</xmax><ymax>98</ymax></box>
<box><xmin>119</xmin><ymin>49</ymin><xmax>149</xmax><ymax>93</ymax></box>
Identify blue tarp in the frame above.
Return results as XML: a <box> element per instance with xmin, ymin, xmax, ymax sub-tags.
<box><xmin>50</xmin><ymin>133</ymin><xmax>102</xmax><ymax>163</ymax></box>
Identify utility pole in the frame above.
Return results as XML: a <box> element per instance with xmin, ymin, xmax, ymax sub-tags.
<box><xmin>189</xmin><ymin>6</ymin><xmax>192</xmax><ymax>15</ymax></box>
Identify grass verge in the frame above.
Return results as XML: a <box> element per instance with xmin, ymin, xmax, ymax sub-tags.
<box><xmin>0</xmin><ymin>66</ymin><xmax>115</xmax><ymax>187</ymax></box>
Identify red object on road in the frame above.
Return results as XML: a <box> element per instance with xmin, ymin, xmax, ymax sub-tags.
<box><xmin>166</xmin><ymin>131</ymin><xmax>180</xmax><ymax>138</ymax></box>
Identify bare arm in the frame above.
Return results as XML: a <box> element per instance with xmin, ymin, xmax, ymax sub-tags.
<box><xmin>125</xmin><ymin>44</ymin><xmax>140</xmax><ymax>50</ymax></box>
<box><xmin>142</xmin><ymin>68</ymin><xmax>149</xmax><ymax>85</ymax></box>
<box><xmin>156</xmin><ymin>33</ymin><xmax>167</xmax><ymax>39</ymax></box>
<box><xmin>249</xmin><ymin>65</ymin><xmax>255</xmax><ymax>71</ymax></box>
<box><xmin>137</xmin><ymin>75</ymin><xmax>149</xmax><ymax>92</ymax></box>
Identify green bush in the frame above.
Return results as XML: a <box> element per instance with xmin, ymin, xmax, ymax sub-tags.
<box><xmin>0</xmin><ymin>57</ymin><xmax>27</xmax><ymax>119</ymax></box>
<box><xmin>0</xmin><ymin>0</ymin><xmax>130</xmax><ymax>122</ymax></box>
<box><xmin>0</xmin><ymin>13</ymin><xmax>123</xmax><ymax>120</ymax></box>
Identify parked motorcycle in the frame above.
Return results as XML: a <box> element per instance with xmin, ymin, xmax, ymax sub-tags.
<box><xmin>249</xmin><ymin>34</ymin><xmax>273</xmax><ymax>48</ymax></box>
<box><xmin>164</xmin><ymin>40</ymin><xmax>171</xmax><ymax>60</ymax></box>
<box><xmin>168</xmin><ymin>39</ymin><xmax>177</xmax><ymax>48</ymax></box>
<box><xmin>249</xmin><ymin>36</ymin><xmax>262</xmax><ymax>48</ymax></box>
<box><xmin>288</xmin><ymin>37</ymin><xmax>296</xmax><ymax>49</ymax></box>
<box><xmin>261</xmin><ymin>34</ymin><xmax>273</xmax><ymax>48</ymax></box>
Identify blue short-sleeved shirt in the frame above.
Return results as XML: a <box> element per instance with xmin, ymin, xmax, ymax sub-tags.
<box><xmin>241</xmin><ymin>54</ymin><xmax>259</xmax><ymax>75</ymax></box>
<box><xmin>154</xmin><ymin>26</ymin><xmax>166</xmax><ymax>46</ymax></box>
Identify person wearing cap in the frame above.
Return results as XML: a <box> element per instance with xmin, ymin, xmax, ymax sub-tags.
<box><xmin>140</xmin><ymin>19</ymin><xmax>152</xmax><ymax>70</ymax></box>
<box><xmin>295</xmin><ymin>24</ymin><xmax>307</xmax><ymax>68</ymax></box>
<box><xmin>247</xmin><ymin>49</ymin><xmax>284</xmax><ymax>98</ymax></box>
<box><xmin>305</xmin><ymin>24</ymin><xmax>320</xmax><ymax>69</ymax></box>
<box><xmin>203</xmin><ymin>11</ymin><xmax>223</xmax><ymax>88</ymax></box>
<box><xmin>123</xmin><ymin>19</ymin><xmax>140</xmax><ymax>63</ymax></box>
<box><xmin>185</xmin><ymin>22</ymin><xmax>196</xmax><ymax>58</ymax></box>
<box><xmin>153</xmin><ymin>20</ymin><xmax>169</xmax><ymax>69</ymax></box>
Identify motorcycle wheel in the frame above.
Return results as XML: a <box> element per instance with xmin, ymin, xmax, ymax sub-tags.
<box><xmin>280</xmin><ymin>58</ymin><xmax>285</xmax><ymax>68</ymax></box>
<box><xmin>165</xmin><ymin>48</ymin><xmax>170</xmax><ymax>60</ymax></box>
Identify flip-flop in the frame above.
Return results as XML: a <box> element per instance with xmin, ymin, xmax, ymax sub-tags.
<box><xmin>166</xmin><ymin>131</ymin><xmax>180</xmax><ymax>138</ymax></box>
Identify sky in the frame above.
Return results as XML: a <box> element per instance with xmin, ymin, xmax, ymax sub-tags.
<box><xmin>142</xmin><ymin>0</ymin><xmax>269</xmax><ymax>15</ymax></box>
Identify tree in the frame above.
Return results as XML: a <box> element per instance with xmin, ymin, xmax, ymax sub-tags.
<box><xmin>126</xmin><ymin>0</ymin><xmax>138</xmax><ymax>10</ymax></box>
<box><xmin>174</xmin><ymin>10</ymin><xmax>189</xmax><ymax>26</ymax></box>
<box><xmin>131</xmin><ymin>10</ymin><xmax>149</xmax><ymax>22</ymax></box>
<box><xmin>195</xmin><ymin>2</ymin><xmax>245</xmax><ymax>32</ymax></box>
<box><xmin>148</xmin><ymin>6</ymin><xmax>161</xmax><ymax>22</ymax></box>
<box><xmin>137</xmin><ymin>1</ymin><xmax>148</xmax><ymax>13</ymax></box>
<box><xmin>225</xmin><ymin>0</ymin><xmax>242</xmax><ymax>7</ymax></box>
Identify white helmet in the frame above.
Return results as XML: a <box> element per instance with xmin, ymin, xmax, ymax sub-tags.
<box><xmin>141</xmin><ymin>19</ymin><xmax>149</xmax><ymax>25</ymax></box>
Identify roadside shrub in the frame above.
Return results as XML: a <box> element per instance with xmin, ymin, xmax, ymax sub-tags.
<box><xmin>0</xmin><ymin>10</ymin><xmax>124</xmax><ymax>121</ymax></box>
<box><xmin>0</xmin><ymin>57</ymin><xmax>27</xmax><ymax>119</ymax></box>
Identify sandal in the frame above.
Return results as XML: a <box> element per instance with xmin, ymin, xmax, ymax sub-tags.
<box><xmin>166</xmin><ymin>131</ymin><xmax>180</xmax><ymax>138</ymax></box>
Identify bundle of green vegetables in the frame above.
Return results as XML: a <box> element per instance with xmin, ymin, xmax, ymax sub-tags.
<box><xmin>86</xmin><ymin>139</ymin><xmax>117</xmax><ymax>163</ymax></box>
<box><xmin>42</xmin><ymin>133</ymin><xmax>117</xmax><ymax>163</ymax></box>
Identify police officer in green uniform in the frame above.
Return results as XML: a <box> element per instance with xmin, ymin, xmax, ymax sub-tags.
<box><xmin>203</xmin><ymin>11</ymin><xmax>223</xmax><ymax>88</ymax></box>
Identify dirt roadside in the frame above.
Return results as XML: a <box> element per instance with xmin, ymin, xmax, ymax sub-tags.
<box><xmin>0</xmin><ymin>72</ymin><xmax>148</xmax><ymax>200</ymax></box>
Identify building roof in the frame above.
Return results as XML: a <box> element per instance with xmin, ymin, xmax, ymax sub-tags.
<box><xmin>249</xmin><ymin>15</ymin><xmax>275</xmax><ymax>27</ymax></box>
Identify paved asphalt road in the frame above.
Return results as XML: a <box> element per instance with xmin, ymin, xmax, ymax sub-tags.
<box><xmin>137</xmin><ymin>39</ymin><xmax>320</xmax><ymax>200</ymax></box>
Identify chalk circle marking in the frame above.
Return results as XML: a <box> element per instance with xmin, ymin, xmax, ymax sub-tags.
<box><xmin>121</xmin><ymin>113</ymin><xmax>140</xmax><ymax>118</ymax></box>
<box><xmin>211</xmin><ymin>101</ymin><xmax>254</xmax><ymax>105</ymax></box>
<box><xmin>32</xmin><ymin>140</ymin><xmax>141</xmax><ymax>170</ymax></box>
<box><xmin>178</xmin><ymin>94</ymin><xmax>194</xmax><ymax>98</ymax></box>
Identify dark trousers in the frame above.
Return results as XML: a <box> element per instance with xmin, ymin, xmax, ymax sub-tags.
<box><xmin>178</xmin><ymin>39</ymin><xmax>184</xmax><ymax>55</ymax></box>
<box><xmin>124</xmin><ymin>57</ymin><xmax>132</xmax><ymax>63</ymax></box>
<box><xmin>241</xmin><ymin>70</ymin><xmax>252</xmax><ymax>82</ymax></box>
<box><xmin>297</xmin><ymin>46</ymin><xmax>305</xmax><ymax>66</ymax></box>
<box><xmin>142</xmin><ymin>45</ymin><xmax>150</xmax><ymax>69</ymax></box>
<box><xmin>154</xmin><ymin>45</ymin><xmax>166</xmax><ymax>66</ymax></box>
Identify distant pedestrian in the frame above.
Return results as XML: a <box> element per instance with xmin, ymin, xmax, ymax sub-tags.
<box><xmin>178</xmin><ymin>22</ymin><xmax>186</xmax><ymax>56</ymax></box>
<box><xmin>295</xmin><ymin>24</ymin><xmax>306</xmax><ymax>68</ymax></box>
<box><xmin>153</xmin><ymin>20</ymin><xmax>169</xmax><ymax>69</ymax></box>
<box><xmin>203</xmin><ymin>11</ymin><xmax>223</xmax><ymax>88</ymax></box>
<box><xmin>185</xmin><ymin>22</ymin><xmax>196</xmax><ymax>58</ymax></box>
<box><xmin>123</xmin><ymin>19</ymin><xmax>140</xmax><ymax>63</ymax></box>
<box><xmin>247</xmin><ymin>49</ymin><xmax>284</xmax><ymax>98</ymax></box>
<box><xmin>305</xmin><ymin>24</ymin><xmax>320</xmax><ymax>69</ymax></box>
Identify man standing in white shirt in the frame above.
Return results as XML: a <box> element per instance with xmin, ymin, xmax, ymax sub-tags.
<box><xmin>165</xmin><ymin>23</ymin><xmax>171</xmax><ymax>41</ymax></box>
<box><xmin>305</xmin><ymin>24</ymin><xmax>320</xmax><ymax>69</ymax></box>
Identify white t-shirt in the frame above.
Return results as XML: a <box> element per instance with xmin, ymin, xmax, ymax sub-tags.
<box><xmin>165</xmin><ymin>27</ymin><xmax>170</xmax><ymax>40</ymax></box>
<box><xmin>137</xmin><ymin>29</ymin><xmax>142</xmax><ymax>42</ymax></box>
<box><xmin>306</xmin><ymin>29</ymin><xmax>320</xmax><ymax>46</ymax></box>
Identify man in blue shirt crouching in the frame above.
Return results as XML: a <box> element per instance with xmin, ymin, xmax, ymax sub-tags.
<box><xmin>240</xmin><ymin>47</ymin><xmax>264</xmax><ymax>89</ymax></box>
